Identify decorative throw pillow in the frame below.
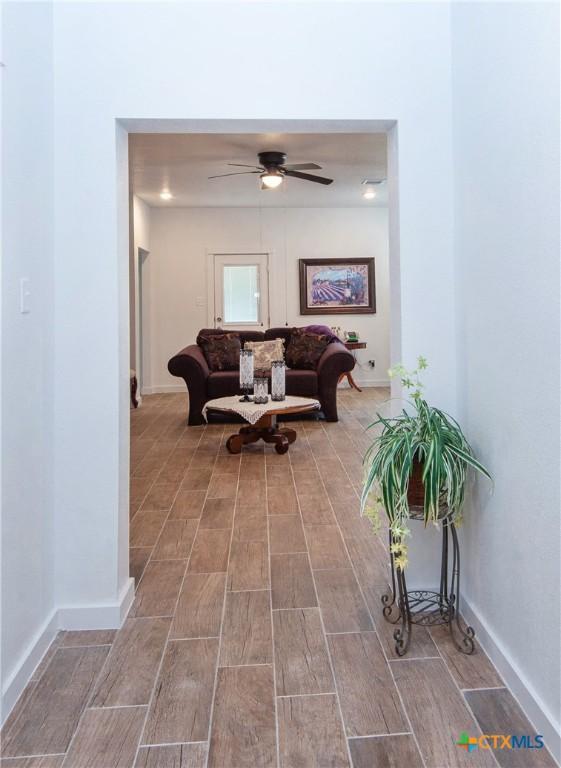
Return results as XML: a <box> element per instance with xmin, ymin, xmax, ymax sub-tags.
<box><xmin>304</xmin><ymin>324</ymin><xmax>341</xmax><ymax>343</ymax></box>
<box><xmin>285</xmin><ymin>329</ymin><xmax>329</xmax><ymax>370</ymax></box>
<box><xmin>197</xmin><ymin>332</ymin><xmax>241</xmax><ymax>371</ymax></box>
<box><xmin>244</xmin><ymin>338</ymin><xmax>285</xmax><ymax>372</ymax></box>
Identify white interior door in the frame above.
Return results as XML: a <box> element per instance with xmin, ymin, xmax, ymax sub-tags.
<box><xmin>213</xmin><ymin>253</ymin><xmax>269</xmax><ymax>329</ymax></box>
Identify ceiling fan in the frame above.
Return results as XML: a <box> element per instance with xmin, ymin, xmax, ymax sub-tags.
<box><xmin>208</xmin><ymin>151</ymin><xmax>333</xmax><ymax>190</ymax></box>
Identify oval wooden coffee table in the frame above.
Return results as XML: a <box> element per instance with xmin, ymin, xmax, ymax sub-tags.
<box><xmin>203</xmin><ymin>395</ymin><xmax>320</xmax><ymax>455</ymax></box>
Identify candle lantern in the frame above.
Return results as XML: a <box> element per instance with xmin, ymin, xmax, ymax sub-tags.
<box><xmin>271</xmin><ymin>360</ymin><xmax>286</xmax><ymax>401</ymax></box>
<box><xmin>253</xmin><ymin>374</ymin><xmax>269</xmax><ymax>405</ymax></box>
<box><xmin>239</xmin><ymin>349</ymin><xmax>254</xmax><ymax>402</ymax></box>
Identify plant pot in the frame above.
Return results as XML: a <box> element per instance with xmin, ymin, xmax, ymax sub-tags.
<box><xmin>408</xmin><ymin>459</ymin><xmax>451</xmax><ymax>519</ymax></box>
<box><xmin>407</xmin><ymin>459</ymin><xmax>425</xmax><ymax>507</ymax></box>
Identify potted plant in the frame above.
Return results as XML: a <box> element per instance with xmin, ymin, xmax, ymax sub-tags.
<box><xmin>361</xmin><ymin>357</ymin><xmax>491</xmax><ymax>570</ymax></box>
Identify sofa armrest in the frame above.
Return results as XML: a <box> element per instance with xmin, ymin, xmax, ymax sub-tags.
<box><xmin>316</xmin><ymin>341</ymin><xmax>354</xmax><ymax>422</ymax></box>
<box><xmin>168</xmin><ymin>344</ymin><xmax>210</xmax><ymax>379</ymax></box>
<box><xmin>168</xmin><ymin>345</ymin><xmax>210</xmax><ymax>425</ymax></box>
<box><xmin>317</xmin><ymin>341</ymin><xmax>354</xmax><ymax>378</ymax></box>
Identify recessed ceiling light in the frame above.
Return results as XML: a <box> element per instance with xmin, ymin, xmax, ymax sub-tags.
<box><xmin>361</xmin><ymin>178</ymin><xmax>385</xmax><ymax>200</ymax></box>
<box><xmin>160</xmin><ymin>190</ymin><xmax>173</xmax><ymax>200</ymax></box>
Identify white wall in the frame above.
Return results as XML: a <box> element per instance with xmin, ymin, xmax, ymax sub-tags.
<box><xmin>1</xmin><ymin>1</ymin><xmax>56</xmax><ymax>720</ymax></box>
<box><xmin>143</xmin><ymin>206</ymin><xmax>389</xmax><ymax>392</ymax></box>
<box><xmin>452</xmin><ymin>2</ymin><xmax>560</xmax><ymax>757</ymax></box>
<box><xmin>50</xmin><ymin>0</ymin><xmax>456</xmax><ymax>640</ymax></box>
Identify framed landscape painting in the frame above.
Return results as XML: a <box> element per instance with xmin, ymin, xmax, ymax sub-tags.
<box><xmin>299</xmin><ymin>258</ymin><xmax>376</xmax><ymax>315</ymax></box>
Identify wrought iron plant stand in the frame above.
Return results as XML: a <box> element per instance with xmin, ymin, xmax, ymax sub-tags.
<box><xmin>382</xmin><ymin>506</ymin><xmax>475</xmax><ymax>657</ymax></box>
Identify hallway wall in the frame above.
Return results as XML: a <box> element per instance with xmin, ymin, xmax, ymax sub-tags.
<box><xmin>50</xmin><ymin>0</ymin><xmax>457</xmax><ymax>643</ymax></box>
<box><xmin>452</xmin><ymin>2</ymin><xmax>560</xmax><ymax>756</ymax></box>
<box><xmin>1</xmin><ymin>1</ymin><xmax>56</xmax><ymax>720</ymax></box>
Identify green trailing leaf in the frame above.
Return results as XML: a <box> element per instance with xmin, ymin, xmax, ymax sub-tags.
<box><xmin>361</xmin><ymin>359</ymin><xmax>492</xmax><ymax>568</ymax></box>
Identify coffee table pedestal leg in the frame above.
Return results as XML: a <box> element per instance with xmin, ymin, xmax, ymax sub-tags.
<box><xmin>226</xmin><ymin>415</ymin><xmax>298</xmax><ymax>454</ymax></box>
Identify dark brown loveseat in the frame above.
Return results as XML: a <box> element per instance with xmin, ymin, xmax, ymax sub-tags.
<box><xmin>168</xmin><ymin>327</ymin><xmax>354</xmax><ymax>425</ymax></box>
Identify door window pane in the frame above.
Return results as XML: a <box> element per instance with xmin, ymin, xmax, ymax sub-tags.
<box><xmin>223</xmin><ymin>265</ymin><xmax>259</xmax><ymax>323</ymax></box>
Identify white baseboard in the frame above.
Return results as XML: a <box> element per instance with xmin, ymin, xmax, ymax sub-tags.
<box><xmin>141</xmin><ymin>384</ymin><xmax>185</xmax><ymax>395</ymax></box>
<box><xmin>144</xmin><ymin>380</ymin><xmax>390</xmax><ymax>395</ymax></box>
<box><xmin>1</xmin><ymin>609</ymin><xmax>59</xmax><ymax>726</ymax></box>
<box><xmin>339</xmin><ymin>377</ymin><xmax>390</xmax><ymax>388</ymax></box>
<box><xmin>57</xmin><ymin>577</ymin><xmax>135</xmax><ymax>630</ymax></box>
<box><xmin>1</xmin><ymin>578</ymin><xmax>135</xmax><ymax>728</ymax></box>
<box><xmin>461</xmin><ymin>596</ymin><xmax>561</xmax><ymax>765</ymax></box>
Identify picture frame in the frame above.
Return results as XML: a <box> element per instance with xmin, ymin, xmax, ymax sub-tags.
<box><xmin>298</xmin><ymin>258</ymin><xmax>376</xmax><ymax>315</ymax></box>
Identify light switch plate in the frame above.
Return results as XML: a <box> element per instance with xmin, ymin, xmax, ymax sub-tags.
<box><xmin>20</xmin><ymin>278</ymin><xmax>31</xmax><ymax>314</ymax></box>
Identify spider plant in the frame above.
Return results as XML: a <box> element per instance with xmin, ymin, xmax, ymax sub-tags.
<box><xmin>361</xmin><ymin>358</ymin><xmax>491</xmax><ymax>570</ymax></box>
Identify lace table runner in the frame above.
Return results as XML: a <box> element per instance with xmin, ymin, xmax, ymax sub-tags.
<box><xmin>203</xmin><ymin>395</ymin><xmax>320</xmax><ymax>425</ymax></box>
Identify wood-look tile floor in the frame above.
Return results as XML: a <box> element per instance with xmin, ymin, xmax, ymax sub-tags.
<box><xmin>2</xmin><ymin>390</ymin><xmax>557</xmax><ymax>768</ymax></box>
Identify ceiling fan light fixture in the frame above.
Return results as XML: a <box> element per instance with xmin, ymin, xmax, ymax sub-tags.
<box><xmin>160</xmin><ymin>190</ymin><xmax>173</xmax><ymax>200</ymax></box>
<box><xmin>209</xmin><ymin>152</ymin><xmax>333</xmax><ymax>186</ymax></box>
<box><xmin>260</xmin><ymin>170</ymin><xmax>283</xmax><ymax>189</ymax></box>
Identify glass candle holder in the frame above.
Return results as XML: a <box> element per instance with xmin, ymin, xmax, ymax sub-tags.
<box><xmin>239</xmin><ymin>349</ymin><xmax>254</xmax><ymax>402</ymax></box>
<box><xmin>271</xmin><ymin>360</ymin><xmax>286</xmax><ymax>401</ymax></box>
<box><xmin>253</xmin><ymin>375</ymin><xmax>269</xmax><ymax>405</ymax></box>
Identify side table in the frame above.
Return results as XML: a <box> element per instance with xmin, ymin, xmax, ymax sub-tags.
<box><xmin>338</xmin><ymin>341</ymin><xmax>367</xmax><ymax>391</ymax></box>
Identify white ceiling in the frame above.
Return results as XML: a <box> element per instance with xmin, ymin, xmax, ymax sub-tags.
<box><xmin>129</xmin><ymin>133</ymin><xmax>387</xmax><ymax>208</ymax></box>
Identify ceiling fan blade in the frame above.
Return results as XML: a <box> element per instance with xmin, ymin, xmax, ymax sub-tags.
<box><xmin>208</xmin><ymin>171</ymin><xmax>260</xmax><ymax>179</ymax></box>
<box><xmin>284</xmin><ymin>170</ymin><xmax>333</xmax><ymax>185</ymax></box>
<box><xmin>283</xmin><ymin>163</ymin><xmax>322</xmax><ymax>171</ymax></box>
<box><xmin>227</xmin><ymin>163</ymin><xmax>264</xmax><ymax>170</ymax></box>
